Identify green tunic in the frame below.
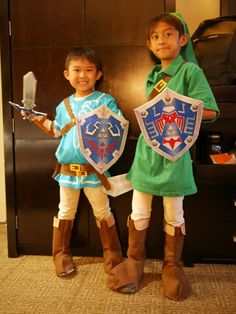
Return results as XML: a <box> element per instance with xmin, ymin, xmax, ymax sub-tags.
<box><xmin>127</xmin><ymin>55</ymin><xmax>220</xmax><ymax>196</ymax></box>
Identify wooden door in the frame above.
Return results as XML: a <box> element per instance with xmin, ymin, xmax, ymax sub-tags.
<box><xmin>1</xmin><ymin>0</ymin><xmax>175</xmax><ymax>257</ymax></box>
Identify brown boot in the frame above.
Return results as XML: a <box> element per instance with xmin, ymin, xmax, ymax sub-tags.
<box><xmin>108</xmin><ymin>216</ymin><xmax>149</xmax><ymax>293</ymax></box>
<box><xmin>162</xmin><ymin>223</ymin><xmax>191</xmax><ymax>301</ymax></box>
<box><xmin>96</xmin><ymin>213</ymin><xmax>122</xmax><ymax>273</ymax></box>
<box><xmin>52</xmin><ymin>216</ymin><xmax>75</xmax><ymax>277</ymax></box>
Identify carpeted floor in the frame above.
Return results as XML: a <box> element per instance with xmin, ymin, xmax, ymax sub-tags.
<box><xmin>0</xmin><ymin>223</ymin><xmax>236</xmax><ymax>314</ymax></box>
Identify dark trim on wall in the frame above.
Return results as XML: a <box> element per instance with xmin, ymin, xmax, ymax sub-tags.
<box><xmin>221</xmin><ymin>0</ymin><xmax>236</xmax><ymax>15</ymax></box>
<box><xmin>165</xmin><ymin>0</ymin><xmax>176</xmax><ymax>12</ymax></box>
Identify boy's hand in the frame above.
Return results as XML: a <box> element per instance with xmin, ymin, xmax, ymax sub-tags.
<box><xmin>20</xmin><ymin>110</ymin><xmax>36</xmax><ymax>121</ymax></box>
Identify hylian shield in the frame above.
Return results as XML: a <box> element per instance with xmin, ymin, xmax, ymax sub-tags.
<box><xmin>77</xmin><ymin>104</ymin><xmax>129</xmax><ymax>174</ymax></box>
<box><xmin>134</xmin><ymin>88</ymin><xmax>203</xmax><ymax>162</ymax></box>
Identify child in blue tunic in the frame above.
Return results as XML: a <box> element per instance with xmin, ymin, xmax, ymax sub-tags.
<box><xmin>108</xmin><ymin>13</ymin><xmax>219</xmax><ymax>301</ymax></box>
<box><xmin>23</xmin><ymin>47</ymin><xmax>123</xmax><ymax>279</ymax></box>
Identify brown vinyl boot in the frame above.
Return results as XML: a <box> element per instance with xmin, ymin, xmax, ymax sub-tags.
<box><xmin>162</xmin><ymin>223</ymin><xmax>191</xmax><ymax>301</ymax></box>
<box><xmin>108</xmin><ymin>216</ymin><xmax>149</xmax><ymax>293</ymax></box>
<box><xmin>96</xmin><ymin>213</ymin><xmax>122</xmax><ymax>273</ymax></box>
<box><xmin>52</xmin><ymin>216</ymin><xmax>75</xmax><ymax>277</ymax></box>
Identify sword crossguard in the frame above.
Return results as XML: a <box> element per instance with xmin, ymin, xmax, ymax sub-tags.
<box><xmin>22</xmin><ymin>99</ymin><xmax>36</xmax><ymax>110</ymax></box>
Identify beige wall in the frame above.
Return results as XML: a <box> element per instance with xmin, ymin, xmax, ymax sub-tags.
<box><xmin>176</xmin><ymin>0</ymin><xmax>220</xmax><ymax>35</ymax></box>
<box><xmin>0</xmin><ymin>0</ymin><xmax>220</xmax><ymax>222</ymax></box>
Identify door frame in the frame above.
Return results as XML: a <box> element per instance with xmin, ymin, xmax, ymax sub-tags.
<box><xmin>0</xmin><ymin>0</ymin><xmax>18</xmax><ymax>257</ymax></box>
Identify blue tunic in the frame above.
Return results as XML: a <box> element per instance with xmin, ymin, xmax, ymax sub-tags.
<box><xmin>54</xmin><ymin>91</ymin><xmax>121</xmax><ymax>189</ymax></box>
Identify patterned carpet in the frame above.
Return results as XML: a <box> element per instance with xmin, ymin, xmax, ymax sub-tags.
<box><xmin>0</xmin><ymin>223</ymin><xmax>236</xmax><ymax>314</ymax></box>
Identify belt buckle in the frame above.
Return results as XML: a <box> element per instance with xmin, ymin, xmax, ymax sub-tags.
<box><xmin>70</xmin><ymin>164</ymin><xmax>87</xmax><ymax>176</ymax></box>
<box><xmin>154</xmin><ymin>79</ymin><xmax>167</xmax><ymax>93</ymax></box>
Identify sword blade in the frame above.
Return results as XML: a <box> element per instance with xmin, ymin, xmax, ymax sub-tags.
<box><xmin>22</xmin><ymin>71</ymin><xmax>37</xmax><ymax>110</ymax></box>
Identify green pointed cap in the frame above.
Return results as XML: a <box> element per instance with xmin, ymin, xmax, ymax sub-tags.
<box><xmin>170</xmin><ymin>12</ymin><xmax>198</xmax><ymax>64</ymax></box>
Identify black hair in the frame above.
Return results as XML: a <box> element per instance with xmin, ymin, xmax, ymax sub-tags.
<box><xmin>147</xmin><ymin>13</ymin><xmax>185</xmax><ymax>39</ymax></box>
<box><xmin>65</xmin><ymin>47</ymin><xmax>102</xmax><ymax>71</ymax></box>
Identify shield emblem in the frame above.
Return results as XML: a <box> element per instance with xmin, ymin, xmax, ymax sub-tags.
<box><xmin>134</xmin><ymin>88</ymin><xmax>203</xmax><ymax>162</ymax></box>
<box><xmin>77</xmin><ymin>104</ymin><xmax>129</xmax><ymax>173</ymax></box>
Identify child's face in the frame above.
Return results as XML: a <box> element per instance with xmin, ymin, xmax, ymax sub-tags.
<box><xmin>147</xmin><ymin>21</ymin><xmax>188</xmax><ymax>69</ymax></box>
<box><xmin>64</xmin><ymin>58</ymin><xmax>102</xmax><ymax>97</ymax></box>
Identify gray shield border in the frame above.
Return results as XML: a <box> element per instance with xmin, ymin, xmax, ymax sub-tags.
<box><xmin>134</xmin><ymin>88</ymin><xmax>203</xmax><ymax>162</ymax></box>
<box><xmin>76</xmin><ymin>104</ymin><xmax>129</xmax><ymax>173</ymax></box>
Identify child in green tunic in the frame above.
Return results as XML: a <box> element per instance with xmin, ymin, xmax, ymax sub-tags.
<box><xmin>108</xmin><ymin>13</ymin><xmax>220</xmax><ymax>301</ymax></box>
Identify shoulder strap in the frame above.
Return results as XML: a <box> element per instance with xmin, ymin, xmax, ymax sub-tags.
<box><xmin>148</xmin><ymin>61</ymin><xmax>186</xmax><ymax>101</ymax></box>
<box><xmin>60</xmin><ymin>97</ymin><xmax>76</xmax><ymax>136</ymax></box>
<box><xmin>64</xmin><ymin>97</ymin><xmax>75</xmax><ymax>119</ymax></box>
<box><xmin>148</xmin><ymin>75</ymin><xmax>171</xmax><ymax>101</ymax></box>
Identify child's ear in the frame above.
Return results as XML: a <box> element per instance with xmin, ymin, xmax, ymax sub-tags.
<box><xmin>147</xmin><ymin>40</ymin><xmax>152</xmax><ymax>51</ymax></box>
<box><xmin>64</xmin><ymin>70</ymin><xmax>69</xmax><ymax>80</ymax></box>
<box><xmin>96</xmin><ymin>70</ymin><xmax>103</xmax><ymax>81</ymax></box>
<box><xmin>180</xmin><ymin>34</ymin><xmax>189</xmax><ymax>47</ymax></box>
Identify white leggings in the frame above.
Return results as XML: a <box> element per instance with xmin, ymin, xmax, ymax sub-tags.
<box><xmin>57</xmin><ymin>186</ymin><xmax>111</xmax><ymax>221</ymax></box>
<box><xmin>131</xmin><ymin>189</ymin><xmax>185</xmax><ymax>227</ymax></box>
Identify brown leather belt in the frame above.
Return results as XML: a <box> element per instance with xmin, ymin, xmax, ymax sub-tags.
<box><xmin>52</xmin><ymin>162</ymin><xmax>111</xmax><ymax>190</ymax></box>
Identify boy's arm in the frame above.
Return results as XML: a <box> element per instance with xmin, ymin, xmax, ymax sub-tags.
<box><xmin>202</xmin><ymin>108</ymin><xmax>217</xmax><ymax>121</ymax></box>
<box><xmin>187</xmin><ymin>66</ymin><xmax>220</xmax><ymax>123</ymax></box>
<box><xmin>21</xmin><ymin>111</ymin><xmax>61</xmax><ymax>138</ymax></box>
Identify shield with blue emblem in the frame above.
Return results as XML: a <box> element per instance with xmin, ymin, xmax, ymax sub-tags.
<box><xmin>134</xmin><ymin>88</ymin><xmax>203</xmax><ymax>162</ymax></box>
<box><xmin>76</xmin><ymin>104</ymin><xmax>129</xmax><ymax>173</ymax></box>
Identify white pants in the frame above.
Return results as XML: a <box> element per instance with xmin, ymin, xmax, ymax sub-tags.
<box><xmin>57</xmin><ymin>186</ymin><xmax>111</xmax><ymax>221</ymax></box>
<box><xmin>131</xmin><ymin>189</ymin><xmax>185</xmax><ymax>227</ymax></box>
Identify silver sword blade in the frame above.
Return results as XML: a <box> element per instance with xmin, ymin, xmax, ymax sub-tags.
<box><xmin>22</xmin><ymin>71</ymin><xmax>37</xmax><ymax>110</ymax></box>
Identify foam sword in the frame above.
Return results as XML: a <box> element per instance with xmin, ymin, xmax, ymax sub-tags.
<box><xmin>9</xmin><ymin>71</ymin><xmax>46</xmax><ymax>116</ymax></box>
